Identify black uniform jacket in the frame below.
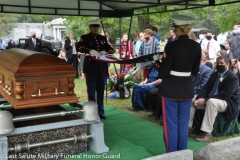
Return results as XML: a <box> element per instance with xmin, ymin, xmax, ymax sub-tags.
<box><xmin>196</xmin><ymin>70</ymin><xmax>239</xmax><ymax>120</ymax></box>
<box><xmin>157</xmin><ymin>35</ymin><xmax>201</xmax><ymax>99</ymax></box>
<box><xmin>23</xmin><ymin>38</ymin><xmax>42</xmax><ymax>52</ymax></box>
<box><xmin>77</xmin><ymin>32</ymin><xmax>113</xmax><ymax>75</ymax></box>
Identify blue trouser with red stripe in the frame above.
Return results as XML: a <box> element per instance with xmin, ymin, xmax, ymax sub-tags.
<box><xmin>85</xmin><ymin>74</ymin><xmax>107</xmax><ymax>116</ymax></box>
<box><xmin>161</xmin><ymin>97</ymin><xmax>192</xmax><ymax>153</ymax></box>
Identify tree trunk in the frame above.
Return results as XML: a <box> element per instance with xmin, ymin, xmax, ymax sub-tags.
<box><xmin>137</xmin><ymin>15</ymin><xmax>151</xmax><ymax>31</ymax></box>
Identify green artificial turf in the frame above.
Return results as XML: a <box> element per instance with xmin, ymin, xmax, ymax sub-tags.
<box><xmin>62</xmin><ymin>104</ymin><xmax>206</xmax><ymax>160</ymax></box>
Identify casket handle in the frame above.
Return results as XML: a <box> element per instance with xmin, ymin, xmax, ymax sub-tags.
<box><xmin>55</xmin><ymin>87</ymin><xmax>58</xmax><ymax>95</ymax></box>
<box><xmin>3</xmin><ymin>85</ymin><xmax>8</xmax><ymax>91</ymax></box>
<box><xmin>38</xmin><ymin>89</ymin><xmax>41</xmax><ymax>96</ymax></box>
<box><xmin>6</xmin><ymin>90</ymin><xmax>11</xmax><ymax>96</ymax></box>
<box><xmin>30</xmin><ymin>88</ymin><xmax>65</xmax><ymax>98</ymax></box>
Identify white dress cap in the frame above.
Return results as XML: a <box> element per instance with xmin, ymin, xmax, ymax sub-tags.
<box><xmin>88</xmin><ymin>18</ymin><xmax>101</xmax><ymax>27</ymax></box>
<box><xmin>171</xmin><ymin>15</ymin><xmax>195</xmax><ymax>26</ymax></box>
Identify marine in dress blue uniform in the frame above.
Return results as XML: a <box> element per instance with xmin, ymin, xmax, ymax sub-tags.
<box><xmin>157</xmin><ymin>15</ymin><xmax>201</xmax><ymax>152</ymax></box>
<box><xmin>77</xmin><ymin>19</ymin><xmax>113</xmax><ymax>119</ymax></box>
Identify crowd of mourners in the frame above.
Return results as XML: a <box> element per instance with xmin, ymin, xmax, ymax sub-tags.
<box><xmin>130</xmin><ymin>22</ymin><xmax>240</xmax><ymax>143</ymax></box>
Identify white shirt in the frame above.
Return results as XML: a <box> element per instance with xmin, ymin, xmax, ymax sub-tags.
<box><xmin>205</xmin><ymin>39</ymin><xmax>221</xmax><ymax>59</ymax></box>
<box><xmin>199</xmin><ymin>38</ymin><xmax>208</xmax><ymax>50</ymax></box>
<box><xmin>32</xmin><ymin>38</ymin><xmax>36</xmax><ymax>46</ymax></box>
<box><xmin>71</xmin><ymin>39</ymin><xmax>77</xmax><ymax>54</ymax></box>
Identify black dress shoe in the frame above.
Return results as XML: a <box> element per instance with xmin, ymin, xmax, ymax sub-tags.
<box><xmin>99</xmin><ymin>115</ymin><xmax>107</xmax><ymax>119</ymax></box>
<box><xmin>134</xmin><ymin>108</ymin><xmax>144</xmax><ymax>112</ymax></box>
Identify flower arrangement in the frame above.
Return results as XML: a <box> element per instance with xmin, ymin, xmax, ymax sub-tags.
<box><xmin>107</xmin><ymin>67</ymin><xmax>143</xmax><ymax>93</ymax></box>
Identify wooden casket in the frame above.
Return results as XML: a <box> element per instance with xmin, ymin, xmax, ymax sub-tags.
<box><xmin>0</xmin><ymin>49</ymin><xmax>78</xmax><ymax>109</ymax></box>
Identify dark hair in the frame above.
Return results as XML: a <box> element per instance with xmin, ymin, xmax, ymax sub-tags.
<box><xmin>207</xmin><ymin>30</ymin><xmax>215</xmax><ymax>35</ymax></box>
<box><xmin>237</xmin><ymin>22</ymin><xmax>240</xmax><ymax>25</ymax></box>
<box><xmin>217</xmin><ymin>56</ymin><xmax>230</xmax><ymax>64</ymax></box>
<box><xmin>219</xmin><ymin>50</ymin><xmax>228</xmax><ymax>57</ymax></box>
<box><xmin>205</xmin><ymin>62</ymin><xmax>213</xmax><ymax>69</ymax></box>
<box><xmin>226</xmin><ymin>38</ymin><xmax>233</xmax><ymax>46</ymax></box>
<box><xmin>151</xmin><ymin>26</ymin><xmax>158</xmax><ymax>33</ymax></box>
<box><xmin>199</xmin><ymin>30</ymin><xmax>207</xmax><ymax>34</ymax></box>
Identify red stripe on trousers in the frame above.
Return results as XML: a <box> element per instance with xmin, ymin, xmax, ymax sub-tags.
<box><xmin>85</xmin><ymin>75</ymin><xmax>90</xmax><ymax>101</ymax></box>
<box><xmin>162</xmin><ymin>96</ymin><xmax>169</xmax><ymax>152</ymax></box>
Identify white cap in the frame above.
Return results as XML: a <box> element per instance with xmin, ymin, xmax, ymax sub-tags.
<box><xmin>88</xmin><ymin>19</ymin><xmax>101</xmax><ymax>27</ymax></box>
<box><xmin>171</xmin><ymin>15</ymin><xmax>194</xmax><ymax>26</ymax></box>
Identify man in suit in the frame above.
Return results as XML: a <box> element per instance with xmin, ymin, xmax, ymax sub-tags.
<box><xmin>23</xmin><ymin>31</ymin><xmax>42</xmax><ymax>52</ymax></box>
<box><xmin>64</xmin><ymin>32</ymin><xmax>78</xmax><ymax>78</ymax></box>
<box><xmin>191</xmin><ymin>56</ymin><xmax>239</xmax><ymax>142</ymax></box>
<box><xmin>167</xmin><ymin>29</ymin><xmax>178</xmax><ymax>43</ymax></box>
<box><xmin>77</xmin><ymin>19</ymin><xmax>113</xmax><ymax>119</ymax></box>
<box><xmin>157</xmin><ymin>15</ymin><xmax>201</xmax><ymax>153</ymax></box>
<box><xmin>188</xmin><ymin>52</ymin><xmax>212</xmax><ymax>134</ymax></box>
<box><xmin>7</xmin><ymin>38</ymin><xmax>15</xmax><ymax>49</ymax></box>
<box><xmin>192</xmin><ymin>53</ymin><xmax>213</xmax><ymax>96</ymax></box>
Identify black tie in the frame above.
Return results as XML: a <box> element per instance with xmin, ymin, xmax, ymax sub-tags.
<box><xmin>200</xmin><ymin>40</ymin><xmax>202</xmax><ymax>45</ymax></box>
<box><xmin>209</xmin><ymin>75</ymin><xmax>221</xmax><ymax>97</ymax></box>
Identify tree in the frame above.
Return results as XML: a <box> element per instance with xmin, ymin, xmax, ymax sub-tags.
<box><xmin>0</xmin><ymin>14</ymin><xmax>17</xmax><ymax>37</ymax></box>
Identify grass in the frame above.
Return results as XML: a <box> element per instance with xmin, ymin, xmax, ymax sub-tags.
<box><xmin>75</xmin><ymin>59</ymin><xmax>240</xmax><ymax>143</ymax></box>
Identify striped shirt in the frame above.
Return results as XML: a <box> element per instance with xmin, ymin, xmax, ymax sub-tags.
<box><xmin>138</xmin><ymin>37</ymin><xmax>160</xmax><ymax>57</ymax></box>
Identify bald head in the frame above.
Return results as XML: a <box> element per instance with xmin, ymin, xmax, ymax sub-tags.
<box><xmin>30</xmin><ymin>31</ymin><xmax>36</xmax><ymax>38</ymax></box>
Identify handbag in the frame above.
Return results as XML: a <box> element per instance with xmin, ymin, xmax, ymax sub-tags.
<box><xmin>142</xmin><ymin>61</ymin><xmax>153</xmax><ymax>69</ymax></box>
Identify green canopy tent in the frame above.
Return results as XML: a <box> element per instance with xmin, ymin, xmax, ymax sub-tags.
<box><xmin>0</xmin><ymin>0</ymin><xmax>239</xmax><ymax>17</ymax></box>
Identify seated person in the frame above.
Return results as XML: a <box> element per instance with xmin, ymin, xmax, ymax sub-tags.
<box><xmin>205</xmin><ymin>62</ymin><xmax>213</xmax><ymax>69</ymax></box>
<box><xmin>188</xmin><ymin>56</ymin><xmax>239</xmax><ymax>142</ymax></box>
<box><xmin>230</xmin><ymin>59</ymin><xmax>240</xmax><ymax>84</ymax></box>
<box><xmin>189</xmin><ymin>52</ymin><xmax>212</xmax><ymax>134</ymax></box>
<box><xmin>132</xmin><ymin>61</ymin><xmax>161</xmax><ymax>111</ymax></box>
<box><xmin>192</xmin><ymin>52</ymin><xmax>213</xmax><ymax>96</ymax></box>
<box><xmin>146</xmin><ymin>88</ymin><xmax>162</xmax><ymax>119</ymax></box>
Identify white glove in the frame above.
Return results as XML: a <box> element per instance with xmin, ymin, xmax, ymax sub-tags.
<box><xmin>99</xmin><ymin>51</ymin><xmax>107</xmax><ymax>55</ymax></box>
<box><xmin>90</xmin><ymin>50</ymin><xmax>101</xmax><ymax>57</ymax></box>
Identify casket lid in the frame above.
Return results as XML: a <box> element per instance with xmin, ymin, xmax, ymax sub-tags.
<box><xmin>0</xmin><ymin>49</ymin><xmax>74</xmax><ymax>74</ymax></box>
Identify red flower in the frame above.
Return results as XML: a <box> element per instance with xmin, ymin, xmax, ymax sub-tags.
<box><xmin>118</xmin><ymin>73</ymin><xmax>123</xmax><ymax>78</ymax></box>
<box><xmin>112</xmin><ymin>86</ymin><xmax>115</xmax><ymax>90</ymax></box>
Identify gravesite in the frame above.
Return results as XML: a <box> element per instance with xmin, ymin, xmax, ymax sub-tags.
<box><xmin>1</xmin><ymin>0</ymin><xmax>240</xmax><ymax>159</ymax></box>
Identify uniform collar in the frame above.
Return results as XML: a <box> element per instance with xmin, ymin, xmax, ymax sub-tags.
<box><xmin>177</xmin><ymin>35</ymin><xmax>189</xmax><ymax>39</ymax></box>
<box><xmin>90</xmin><ymin>32</ymin><xmax>98</xmax><ymax>37</ymax></box>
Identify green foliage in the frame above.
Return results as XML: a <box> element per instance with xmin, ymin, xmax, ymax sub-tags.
<box><xmin>0</xmin><ymin>13</ymin><xmax>17</xmax><ymax>37</ymax></box>
<box><xmin>64</xmin><ymin>16</ymin><xmax>92</xmax><ymax>39</ymax></box>
<box><xmin>15</xmin><ymin>14</ymin><xmax>60</xmax><ymax>23</ymax></box>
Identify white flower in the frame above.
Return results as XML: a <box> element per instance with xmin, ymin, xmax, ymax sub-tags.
<box><xmin>220</xmin><ymin>75</ymin><xmax>227</xmax><ymax>82</ymax></box>
<box><xmin>220</xmin><ymin>77</ymin><xmax>223</xmax><ymax>82</ymax></box>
